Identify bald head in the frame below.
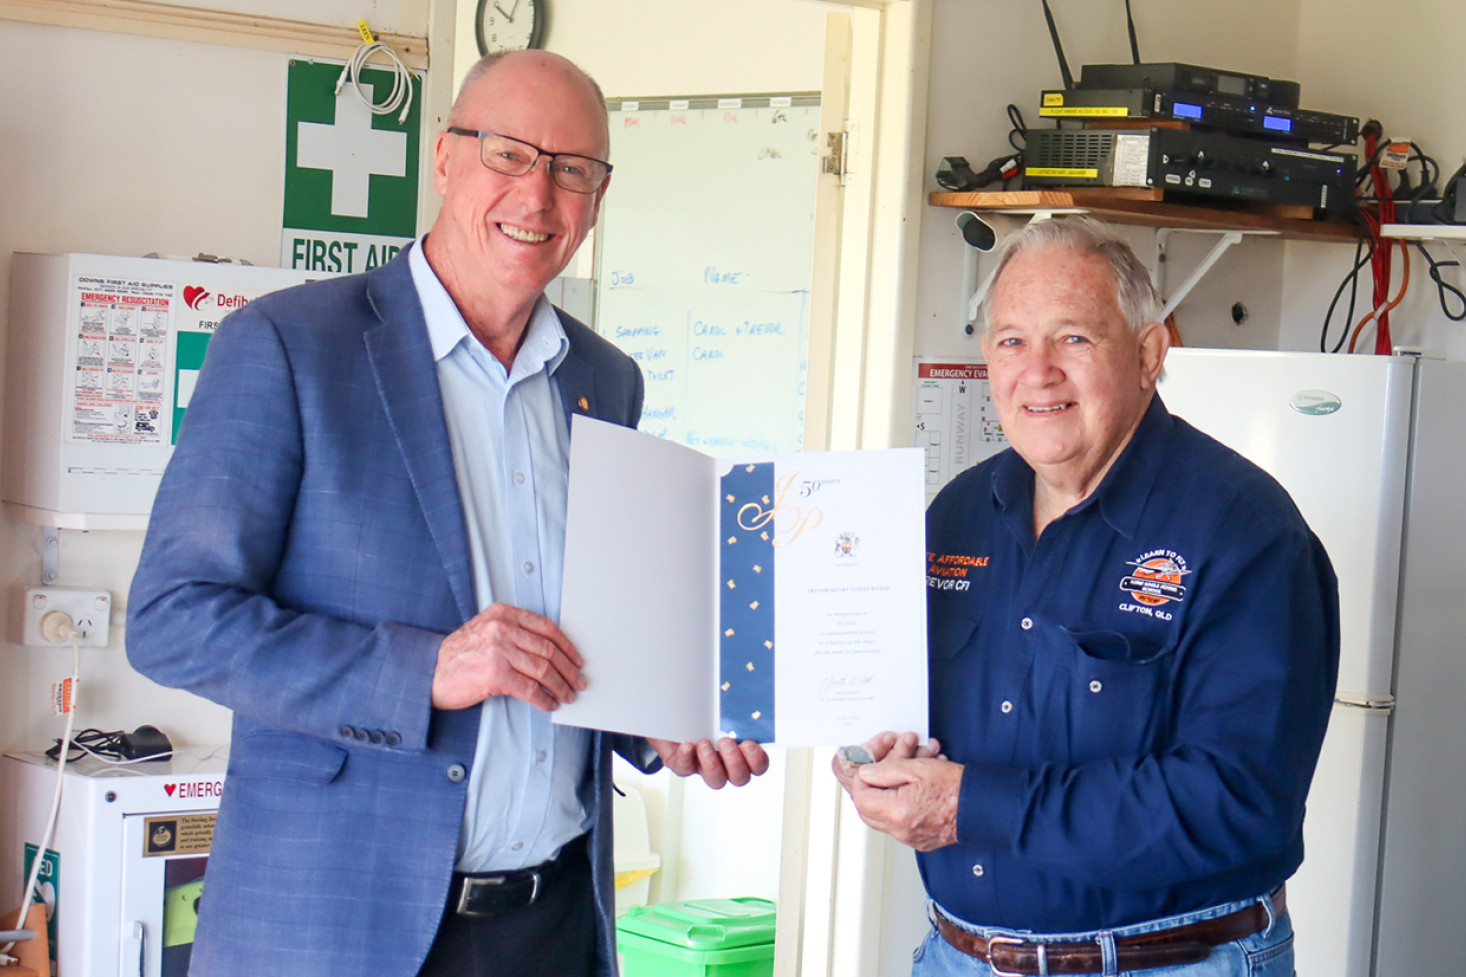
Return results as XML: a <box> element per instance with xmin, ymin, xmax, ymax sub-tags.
<box><xmin>450</xmin><ymin>51</ymin><xmax>609</xmax><ymax>159</ymax></box>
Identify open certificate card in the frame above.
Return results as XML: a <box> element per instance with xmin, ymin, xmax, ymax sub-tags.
<box><xmin>556</xmin><ymin>417</ymin><xmax>928</xmax><ymax>747</ymax></box>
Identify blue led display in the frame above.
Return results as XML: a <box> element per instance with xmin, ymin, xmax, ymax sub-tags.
<box><xmin>1173</xmin><ymin>102</ymin><xmax>1204</xmax><ymax>120</ymax></box>
<box><xmin>1264</xmin><ymin>116</ymin><xmax>1293</xmax><ymax>132</ymax></box>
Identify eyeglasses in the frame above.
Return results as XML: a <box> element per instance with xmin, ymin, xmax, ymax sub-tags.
<box><xmin>447</xmin><ymin>127</ymin><xmax>613</xmax><ymax>194</ymax></box>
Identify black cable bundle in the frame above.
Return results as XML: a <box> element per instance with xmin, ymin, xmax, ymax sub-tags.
<box><xmin>46</xmin><ymin>725</ymin><xmax>172</xmax><ymax>762</ymax></box>
<box><xmin>933</xmin><ymin>106</ymin><xmax>1029</xmax><ymax>192</ymax></box>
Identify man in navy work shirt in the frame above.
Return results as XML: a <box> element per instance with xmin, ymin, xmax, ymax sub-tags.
<box><xmin>834</xmin><ymin>216</ymin><xmax>1338</xmax><ymax>976</ymax></box>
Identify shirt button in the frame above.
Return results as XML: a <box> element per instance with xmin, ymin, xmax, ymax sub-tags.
<box><xmin>1089</xmin><ymin>680</ymin><xmax>1103</xmax><ymax>693</ymax></box>
<box><xmin>537</xmin><ymin>750</ymin><xmax>548</xmax><ymax>763</ymax></box>
<box><xmin>972</xmin><ymin>864</ymin><xmax>985</xmax><ymax>877</ymax></box>
<box><xmin>1020</xmin><ymin>617</ymin><xmax>1033</xmax><ymax>630</ymax></box>
<box><xmin>1000</xmin><ymin>700</ymin><xmax>1013</xmax><ymax>714</ymax></box>
<box><xmin>446</xmin><ymin>763</ymin><xmax>467</xmax><ymax>783</ymax></box>
<box><xmin>522</xmin><ymin>561</ymin><xmax>535</xmax><ymax>574</ymax></box>
<box><xmin>514</xmin><ymin>471</ymin><xmax>526</xmax><ymax>484</ymax></box>
<box><xmin>512</xmin><ymin>841</ymin><xmax>524</xmax><ymax>851</ymax></box>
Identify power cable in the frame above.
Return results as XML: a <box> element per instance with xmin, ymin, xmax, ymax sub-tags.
<box><xmin>336</xmin><ymin>33</ymin><xmax>415</xmax><ymax>125</ymax></box>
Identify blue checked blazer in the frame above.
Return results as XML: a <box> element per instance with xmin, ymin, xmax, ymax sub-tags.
<box><xmin>127</xmin><ymin>246</ymin><xmax>653</xmax><ymax>977</ymax></box>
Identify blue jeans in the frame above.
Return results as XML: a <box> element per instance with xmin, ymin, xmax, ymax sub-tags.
<box><xmin>911</xmin><ymin>894</ymin><xmax>1293</xmax><ymax>977</ymax></box>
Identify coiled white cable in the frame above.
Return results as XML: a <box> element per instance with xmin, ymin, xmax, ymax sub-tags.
<box><xmin>336</xmin><ymin>40</ymin><xmax>414</xmax><ymax>125</ymax></box>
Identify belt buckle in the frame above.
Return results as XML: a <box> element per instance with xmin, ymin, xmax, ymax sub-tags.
<box><xmin>985</xmin><ymin>935</ymin><xmax>1029</xmax><ymax>977</ymax></box>
<box><xmin>457</xmin><ymin>876</ymin><xmax>492</xmax><ymax>916</ymax></box>
<box><xmin>456</xmin><ymin>870</ymin><xmax>543</xmax><ymax>916</ymax></box>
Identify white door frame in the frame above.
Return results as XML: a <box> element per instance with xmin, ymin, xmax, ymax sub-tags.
<box><xmin>786</xmin><ymin>2</ymin><xmax>932</xmax><ymax>975</ymax></box>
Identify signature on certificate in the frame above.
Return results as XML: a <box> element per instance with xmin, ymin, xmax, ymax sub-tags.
<box><xmin>818</xmin><ymin>674</ymin><xmax>876</xmax><ymax>701</ymax></box>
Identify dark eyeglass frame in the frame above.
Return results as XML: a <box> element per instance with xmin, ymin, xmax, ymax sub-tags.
<box><xmin>446</xmin><ymin>126</ymin><xmax>613</xmax><ymax>194</ymax></box>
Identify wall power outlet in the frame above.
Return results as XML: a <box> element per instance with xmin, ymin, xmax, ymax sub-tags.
<box><xmin>19</xmin><ymin>587</ymin><xmax>112</xmax><ymax>647</ymax></box>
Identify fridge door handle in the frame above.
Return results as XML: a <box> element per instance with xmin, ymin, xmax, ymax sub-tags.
<box><xmin>131</xmin><ymin>919</ymin><xmax>146</xmax><ymax>977</ymax></box>
<box><xmin>1334</xmin><ymin>692</ymin><xmax>1396</xmax><ymax>714</ymax></box>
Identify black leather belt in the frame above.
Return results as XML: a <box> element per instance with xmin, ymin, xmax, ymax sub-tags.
<box><xmin>934</xmin><ymin>885</ymin><xmax>1285</xmax><ymax>976</ymax></box>
<box><xmin>450</xmin><ymin>833</ymin><xmax>589</xmax><ymax>917</ymax></box>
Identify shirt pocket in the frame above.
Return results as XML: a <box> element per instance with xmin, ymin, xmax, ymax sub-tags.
<box><xmin>929</xmin><ymin>613</ymin><xmax>979</xmax><ymax>661</ymax></box>
<box><xmin>1057</xmin><ymin>627</ymin><xmax>1176</xmax><ymax>763</ymax></box>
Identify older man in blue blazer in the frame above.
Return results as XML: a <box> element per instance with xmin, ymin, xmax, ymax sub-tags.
<box><xmin>128</xmin><ymin>50</ymin><xmax>766</xmax><ymax>977</ymax></box>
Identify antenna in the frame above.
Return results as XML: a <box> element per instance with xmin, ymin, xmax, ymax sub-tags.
<box><xmin>1040</xmin><ymin>0</ymin><xmax>1075</xmax><ymax>90</ymax></box>
<box><xmin>1124</xmin><ymin>0</ymin><xmax>1142</xmax><ymax>63</ymax></box>
<box><xmin>1040</xmin><ymin>0</ymin><xmax>1145</xmax><ymax>88</ymax></box>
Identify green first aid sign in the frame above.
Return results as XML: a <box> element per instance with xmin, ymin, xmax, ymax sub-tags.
<box><xmin>24</xmin><ymin>843</ymin><xmax>58</xmax><ymax>970</ymax></box>
<box><xmin>281</xmin><ymin>59</ymin><xmax>422</xmax><ymax>272</ymax></box>
<box><xmin>174</xmin><ymin>330</ymin><xmax>211</xmax><ymax>443</ymax></box>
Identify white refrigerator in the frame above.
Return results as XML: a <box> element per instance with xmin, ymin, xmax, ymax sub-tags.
<box><xmin>1158</xmin><ymin>348</ymin><xmax>1466</xmax><ymax>977</ymax></box>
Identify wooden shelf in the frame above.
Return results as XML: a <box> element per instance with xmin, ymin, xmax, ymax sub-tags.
<box><xmin>930</xmin><ymin>189</ymin><xmax>1361</xmax><ymax>244</ymax></box>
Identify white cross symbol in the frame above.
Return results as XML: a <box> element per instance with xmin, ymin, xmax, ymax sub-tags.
<box><xmin>296</xmin><ymin>87</ymin><xmax>407</xmax><ymax>219</ymax></box>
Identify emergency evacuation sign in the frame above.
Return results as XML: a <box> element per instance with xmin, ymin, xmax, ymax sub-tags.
<box><xmin>281</xmin><ymin>58</ymin><xmax>422</xmax><ymax>273</ymax></box>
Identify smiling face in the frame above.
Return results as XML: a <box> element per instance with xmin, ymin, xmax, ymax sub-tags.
<box><xmin>428</xmin><ymin>51</ymin><xmax>609</xmax><ymax>318</ymax></box>
<box><xmin>981</xmin><ymin>244</ymin><xmax>1169</xmax><ymax>502</ymax></box>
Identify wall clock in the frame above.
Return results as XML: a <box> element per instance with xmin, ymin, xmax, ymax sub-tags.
<box><xmin>475</xmin><ymin>0</ymin><xmax>544</xmax><ymax>55</ymax></box>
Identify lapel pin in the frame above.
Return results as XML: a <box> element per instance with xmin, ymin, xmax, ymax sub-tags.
<box><xmin>577</xmin><ymin>396</ymin><xmax>590</xmax><ymax>412</ymax></box>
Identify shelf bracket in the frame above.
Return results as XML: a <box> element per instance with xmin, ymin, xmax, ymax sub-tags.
<box><xmin>959</xmin><ymin>218</ymin><xmax>1277</xmax><ymax>338</ymax></box>
<box><xmin>42</xmin><ymin>527</ymin><xmax>60</xmax><ymax>585</ymax></box>
<box><xmin>1153</xmin><ymin>228</ymin><xmax>1276</xmax><ymax>322</ymax></box>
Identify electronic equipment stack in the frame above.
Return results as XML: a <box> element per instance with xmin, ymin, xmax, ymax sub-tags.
<box><xmin>1023</xmin><ymin>62</ymin><xmax>1358</xmax><ymax>218</ymax></box>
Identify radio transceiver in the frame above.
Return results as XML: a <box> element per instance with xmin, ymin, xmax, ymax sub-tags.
<box><xmin>1040</xmin><ymin>88</ymin><xmax>1359</xmax><ymax>146</ymax></box>
<box><xmin>1023</xmin><ymin>127</ymin><xmax>1355</xmax><ymax>216</ymax></box>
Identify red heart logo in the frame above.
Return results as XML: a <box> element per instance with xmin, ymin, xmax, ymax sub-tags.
<box><xmin>164</xmin><ymin>783</ymin><xmax>176</xmax><ymax>796</ymax></box>
<box><xmin>183</xmin><ymin>286</ymin><xmax>208</xmax><ymax>310</ymax></box>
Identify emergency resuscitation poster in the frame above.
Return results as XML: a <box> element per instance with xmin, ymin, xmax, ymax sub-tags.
<box><xmin>71</xmin><ymin>276</ymin><xmax>171</xmax><ymax>445</ymax></box>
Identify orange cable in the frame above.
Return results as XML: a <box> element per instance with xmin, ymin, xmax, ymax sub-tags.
<box><xmin>1348</xmin><ymin>239</ymin><xmax>1411</xmax><ymax>353</ymax></box>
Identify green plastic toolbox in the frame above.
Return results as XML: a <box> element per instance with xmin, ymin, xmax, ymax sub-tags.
<box><xmin>616</xmin><ymin>897</ymin><xmax>776</xmax><ymax>977</ymax></box>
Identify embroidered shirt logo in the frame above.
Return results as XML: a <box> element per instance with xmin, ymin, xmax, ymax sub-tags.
<box><xmin>926</xmin><ymin>551</ymin><xmax>990</xmax><ymax>592</ymax></box>
<box><xmin>1120</xmin><ymin>549</ymin><xmax>1191</xmax><ymax>606</ymax></box>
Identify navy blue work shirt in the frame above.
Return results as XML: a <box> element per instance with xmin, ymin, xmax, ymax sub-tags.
<box><xmin>919</xmin><ymin>395</ymin><xmax>1340</xmax><ymax>933</ymax></box>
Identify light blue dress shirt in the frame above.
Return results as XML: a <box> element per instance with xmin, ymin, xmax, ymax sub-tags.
<box><xmin>410</xmin><ymin>241</ymin><xmax>593</xmax><ymax>872</ymax></box>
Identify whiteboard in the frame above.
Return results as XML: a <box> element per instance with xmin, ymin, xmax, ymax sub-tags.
<box><xmin>594</xmin><ymin>94</ymin><xmax>821</xmax><ymax>455</ymax></box>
